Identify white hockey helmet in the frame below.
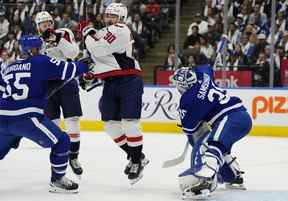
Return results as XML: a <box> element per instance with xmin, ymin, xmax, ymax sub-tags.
<box><xmin>35</xmin><ymin>11</ymin><xmax>54</xmax><ymax>31</ymax></box>
<box><xmin>105</xmin><ymin>3</ymin><xmax>128</xmax><ymax>22</ymax></box>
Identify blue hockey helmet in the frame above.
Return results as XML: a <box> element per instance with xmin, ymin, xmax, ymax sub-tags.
<box><xmin>172</xmin><ymin>67</ymin><xmax>197</xmax><ymax>94</ymax></box>
<box><xmin>19</xmin><ymin>35</ymin><xmax>43</xmax><ymax>55</ymax></box>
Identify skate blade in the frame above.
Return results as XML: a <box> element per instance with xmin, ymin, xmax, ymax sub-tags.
<box><xmin>49</xmin><ymin>185</ymin><xmax>79</xmax><ymax>194</ymax></box>
<box><xmin>225</xmin><ymin>183</ymin><xmax>246</xmax><ymax>190</ymax></box>
<box><xmin>129</xmin><ymin>173</ymin><xmax>144</xmax><ymax>185</ymax></box>
<box><xmin>181</xmin><ymin>190</ymin><xmax>210</xmax><ymax>200</ymax></box>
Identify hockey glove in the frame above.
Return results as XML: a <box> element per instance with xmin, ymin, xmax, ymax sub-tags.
<box><xmin>42</xmin><ymin>28</ymin><xmax>61</xmax><ymax>45</ymax></box>
<box><xmin>79</xmin><ymin>72</ymin><xmax>95</xmax><ymax>90</ymax></box>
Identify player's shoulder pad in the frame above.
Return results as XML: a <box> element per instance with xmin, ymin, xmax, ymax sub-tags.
<box><xmin>108</xmin><ymin>23</ymin><xmax>130</xmax><ymax>35</ymax></box>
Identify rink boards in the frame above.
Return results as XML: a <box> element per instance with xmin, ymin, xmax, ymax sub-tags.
<box><xmin>76</xmin><ymin>86</ymin><xmax>288</xmax><ymax>137</ymax></box>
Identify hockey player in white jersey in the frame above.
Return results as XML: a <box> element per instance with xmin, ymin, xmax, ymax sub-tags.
<box><xmin>35</xmin><ymin>11</ymin><xmax>83</xmax><ymax>176</ymax></box>
<box><xmin>81</xmin><ymin>3</ymin><xmax>149</xmax><ymax>184</ymax></box>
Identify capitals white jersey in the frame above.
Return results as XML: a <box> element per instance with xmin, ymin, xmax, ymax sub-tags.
<box><xmin>85</xmin><ymin>23</ymin><xmax>142</xmax><ymax>79</ymax></box>
<box><xmin>43</xmin><ymin>28</ymin><xmax>79</xmax><ymax>61</ymax></box>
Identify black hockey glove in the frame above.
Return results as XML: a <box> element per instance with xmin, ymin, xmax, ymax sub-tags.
<box><xmin>42</xmin><ymin>28</ymin><xmax>61</xmax><ymax>44</ymax></box>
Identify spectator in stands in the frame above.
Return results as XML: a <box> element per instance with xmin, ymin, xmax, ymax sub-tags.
<box><xmin>93</xmin><ymin>14</ymin><xmax>105</xmax><ymax>30</ymax></box>
<box><xmin>249</xmin><ymin>3</ymin><xmax>267</xmax><ymax>27</ymax></box>
<box><xmin>13</xmin><ymin>24</ymin><xmax>23</xmax><ymax>40</ymax></box>
<box><xmin>235</xmin><ymin>13</ymin><xmax>245</xmax><ymax>32</ymax></box>
<box><xmin>228</xmin><ymin>22</ymin><xmax>241</xmax><ymax>46</ymax></box>
<box><xmin>276</xmin><ymin>12</ymin><xmax>287</xmax><ymax>33</ymax></box>
<box><xmin>131</xmin><ymin>13</ymin><xmax>153</xmax><ymax>48</ymax></box>
<box><xmin>185</xmin><ymin>55</ymin><xmax>196</xmax><ymax>68</ymax></box>
<box><xmin>58</xmin><ymin>12</ymin><xmax>76</xmax><ymax>29</ymax></box>
<box><xmin>0</xmin><ymin>49</ymin><xmax>13</xmax><ymax>68</ymax></box>
<box><xmin>164</xmin><ymin>44</ymin><xmax>182</xmax><ymax>70</ymax></box>
<box><xmin>255</xmin><ymin>33</ymin><xmax>269</xmax><ymax>57</ymax></box>
<box><xmin>199</xmin><ymin>35</ymin><xmax>215</xmax><ymax>62</ymax></box>
<box><xmin>279</xmin><ymin>31</ymin><xmax>288</xmax><ymax>52</ymax></box>
<box><xmin>187</xmin><ymin>13</ymin><xmax>208</xmax><ymax>36</ymax></box>
<box><xmin>0</xmin><ymin>9</ymin><xmax>9</xmax><ymax>47</ymax></box>
<box><xmin>184</xmin><ymin>24</ymin><xmax>201</xmax><ymax>49</ymax></box>
<box><xmin>253</xmin><ymin>52</ymin><xmax>269</xmax><ymax>87</ymax></box>
<box><xmin>145</xmin><ymin>0</ymin><xmax>161</xmax><ymax>18</ymax></box>
<box><xmin>3</xmin><ymin>32</ymin><xmax>16</xmax><ymax>53</ymax></box>
<box><xmin>205</xmin><ymin>23</ymin><xmax>221</xmax><ymax>47</ymax></box>
<box><xmin>240</xmin><ymin>33</ymin><xmax>256</xmax><ymax>64</ymax></box>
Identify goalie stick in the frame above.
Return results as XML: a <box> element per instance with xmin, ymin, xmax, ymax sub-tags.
<box><xmin>162</xmin><ymin>122</ymin><xmax>212</xmax><ymax>168</ymax></box>
<box><xmin>162</xmin><ymin>141</ymin><xmax>189</xmax><ymax>168</ymax></box>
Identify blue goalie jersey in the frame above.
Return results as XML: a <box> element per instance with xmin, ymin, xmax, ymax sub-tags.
<box><xmin>179</xmin><ymin>67</ymin><xmax>246</xmax><ymax>135</ymax></box>
<box><xmin>0</xmin><ymin>55</ymin><xmax>88</xmax><ymax>120</ymax></box>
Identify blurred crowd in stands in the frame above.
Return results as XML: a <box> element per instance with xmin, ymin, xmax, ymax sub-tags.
<box><xmin>164</xmin><ymin>0</ymin><xmax>288</xmax><ymax>87</ymax></box>
<box><xmin>0</xmin><ymin>0</ymin><xmax>176</xmax><ymax>66</ymax></box>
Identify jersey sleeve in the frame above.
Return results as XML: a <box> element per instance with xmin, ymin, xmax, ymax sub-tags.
<box><xmin>85</xmin><ymin>24</ymin><xmax>132</xmax><ymax>57</ymax></box>
<box><xmin>38</xmin><ymin>55</ymin><xmax>89</xmax><ymax>80</ymax></box>
<box><xmin>56</xmin><ymin>28</ymin><xmax>80</xmax><ymax>60</ymax></box>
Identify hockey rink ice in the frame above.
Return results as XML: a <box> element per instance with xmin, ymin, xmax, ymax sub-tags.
<box><xmin>1</xmin><ymin>132</ymin><xmax>288</xmax><ymax>201</ymax></box>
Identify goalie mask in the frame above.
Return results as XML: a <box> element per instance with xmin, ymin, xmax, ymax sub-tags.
<box><xmin>172</xmin><ymin>67</ymin><xmax>197</xmax><ymax>94</ymax></box>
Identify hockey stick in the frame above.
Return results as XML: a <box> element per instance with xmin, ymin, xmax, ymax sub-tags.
<box><xmin>86</xmin><ymin>80</ymin><xmax>103</xmax><ymax>92</ymax></box>
<box><xmin>46</xmin><ymin>78</ymin><xmax>75</xmax><ymax>99</ymax></box>
<box><xmin>162</xmin><ymin>122</ymin><xmax>212</xmax><ymax>168</ymax></box>
<box><xmin>162</xmin><ymin>141</ymin><xmax>189</xmax><ymax>168</ymax></box>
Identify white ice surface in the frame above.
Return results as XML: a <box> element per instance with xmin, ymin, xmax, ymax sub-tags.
<box><xmin>1</xmin><ymin>132</ymin><xmax>288</xmax><ymax>201</ymax></box>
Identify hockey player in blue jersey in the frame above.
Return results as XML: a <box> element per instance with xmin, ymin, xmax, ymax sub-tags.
<box><xmin>0</xmin><ymin>35</ymin><xmax>88</xmax><ymax>193</ymax></box>
<box><xmin>172</xmin><ymin>66</ymin><xmax>252</xmax><ymax>199</ymax></box>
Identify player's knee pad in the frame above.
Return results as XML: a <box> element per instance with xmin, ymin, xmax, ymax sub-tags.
<box><xmin>52</xmin><ymin>118</ymin><xmax>61</xmax><ymax>127</ymax></box>
<box><xmin>122</xmin><ymin>119</ymin><xmax>142</xmax><ymax>147</ymax></box>
<box><xmin>218</xmin><ymin>154</ymin><xmax>242</xmax><ymax>183</ymax></box>
<box><xmin>104</xmin><ymin>121</ymin><xmax>126</xmax><ymax>146</ymax></box>
<box><xmin>64</xmin><ymin>116</ymin><xmax>80</xmax><ymax>142</ymax></box>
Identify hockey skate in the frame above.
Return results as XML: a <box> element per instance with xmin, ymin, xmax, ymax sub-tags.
<box><xmin>225</xmin><ymin>172</ymin><xmax>246</xmax><ymax>190</ymax></box>
<box><xmin>69</xmin><ymin>158</ymin><xmax>83</xmax><ymax>176</ymax></box>
<box><xmin>128</xmin><ymin>162</ymin><xmax>145</xmax><ymax>185</ymax></box>
<box><xmin>179</xmin><ymin>176</ymin><xmax>217</xmax><ymax>200</ymax></box>
<box><xmin>222</xmin><ymin>155</ymin><xmax>246</xmax><ymax>190</ymax></box>
<box><xmin>124</xmin><ymin>153</ymin><xmax>149</xmax><ymax>175</ymax></box>
<box><xmin>49</xmin><ymin>176</ymin><xmax>79</xmax><ymax>193</ymax></box>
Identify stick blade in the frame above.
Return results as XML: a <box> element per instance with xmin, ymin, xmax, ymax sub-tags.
<box><xmin>162</xmin><ymin>156</ymin><xmax>185</xmax><ymax>168</ymax></box>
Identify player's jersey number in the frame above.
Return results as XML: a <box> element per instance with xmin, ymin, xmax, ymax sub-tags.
<box><xmin>2</xmin><ymin>72</ymin><xmax>31</xmax><ymax>100</ymax></box>
<box><xmin>208</xmin><ymin>83</ymin><xmax>230</xmax><ymax>105</ymax></box>
<box><xmin>103</xmin><ymin>31</ymin><xmax>116</xmax><ymax>44</ymax></box>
